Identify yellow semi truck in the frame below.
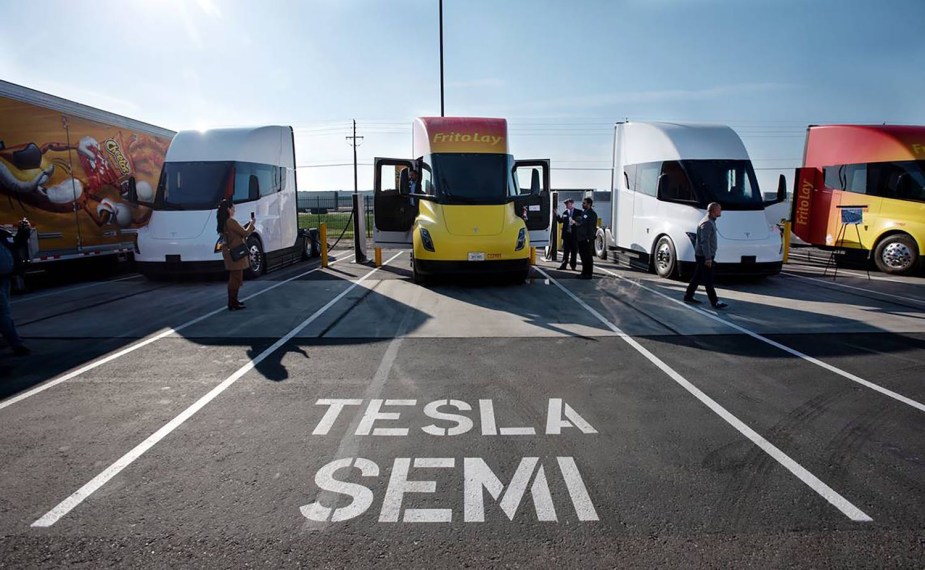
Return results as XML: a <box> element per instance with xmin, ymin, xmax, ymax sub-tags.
<box><xmin>373</xmin><ymin>117</ymin><xmax>551</xmax><ymax>283</ymax></box>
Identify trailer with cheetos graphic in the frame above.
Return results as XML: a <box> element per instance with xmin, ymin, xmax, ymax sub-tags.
<box><xmin>373</xmin><ymin>117</ymin><xmax>551</xmax><ymax>283</ymax></box>
<box><xmin>0</xmin><ymin>80</ymin><xmax>174</xmax><ymax>271</ymax></box>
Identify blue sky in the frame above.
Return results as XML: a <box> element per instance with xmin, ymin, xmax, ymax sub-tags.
<box><xmin>1</xmin><ymin>0</ymin><xmax>923</xmax><ymax>192</ymax></box>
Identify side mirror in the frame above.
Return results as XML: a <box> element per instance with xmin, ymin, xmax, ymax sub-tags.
<box><xmin>249</xmin><ymin>174</ymin><xmax>260</xmax><ymax>200</ymax></box>
<box><xmin>127</xmin><ymin>176</ymin><xmax>138</xmax><ymax>203</ymax></box>
<box><xmin>530</xmin><ymin>168</ymin><xmax>541</xmax><ymax>196</ymax></box>
<box><xmin>399</xmin><ymin>168</ymin><xmax>410</xmax><ymax>196</ymax></box>
<box><xmin>656</xmin><ymin>174</ymin><xmax>668</xmax><ymax>201</ymax></box>
<box><xmin>765</xmin><ymin>174</ymin><xmax>787</xmax><ymax>205</ymax></box>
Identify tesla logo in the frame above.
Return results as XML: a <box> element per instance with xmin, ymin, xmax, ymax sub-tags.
<box><xmin>745</xmin><ymin>232</ymin><xmax>750</xmax><ymax>238</ymax></box>
<box><xmin>473</xmin><ymin>227</ymin><xmax>479</xmax><ymax>234</ymax></box>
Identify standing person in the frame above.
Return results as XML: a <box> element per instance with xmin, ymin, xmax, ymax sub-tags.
<box><xmin>576</xmin><ymin>197</ymin><xmax>598</xmax><ymax>279</ymax></box>
<box><xmin>217</xmin><ymin>199</ymin><xmax>255</xmax><ymax>311</ymax></box>
<box><xmin>556</xmin><ymin>198</ymin><xmax>581</xmax><ymax>270</ymax></box>
<box><xmin>684</xmin><ymin>202</ymin><xmax>728</xmax><ymax>309</ymax></box>
<box><xmin>0</xmin><ymin>218</ymin><xmax>32</xmax><ymax>356</ymax></box>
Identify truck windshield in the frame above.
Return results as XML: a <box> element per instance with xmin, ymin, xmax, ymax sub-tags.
<box><xmin>153</xmin><ymin>161</ymin><xmax>232</xmax><ymax>210</ymax></box>
<box><xmin>682</xmin><ymin>159</ymin><xmax>764</xmax><ymax>211</ymax></box>
<box><xmin>430</xmin><ymin>153</ymin><xmax>513</xmax><ymax>205</ymax></box>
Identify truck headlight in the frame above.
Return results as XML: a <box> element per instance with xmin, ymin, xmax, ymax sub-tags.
<box><xmin>420</xmin><ymin>227</ymin><xmax>435</xmax><ymax>252</ymax></box>
<box><xmin>515</xmin><ymin>227</ymin><xmax>527</xmax><ymax>251</ymax></box>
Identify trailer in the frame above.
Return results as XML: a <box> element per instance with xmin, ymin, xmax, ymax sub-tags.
<box><xmin>0</xmin><ymin>80</ymin><xmax>174</xmax><ymax>271</ymax></box>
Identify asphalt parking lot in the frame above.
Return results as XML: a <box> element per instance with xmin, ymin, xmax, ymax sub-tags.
<box><xmin>1</xmin><ymin>250</ymin><xmax>923</xmax><ymax>568</ymax></box>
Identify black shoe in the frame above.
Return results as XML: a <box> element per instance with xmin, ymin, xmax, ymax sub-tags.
<box><xmin>228</xmin><ymin>304</ymin><xmax>240</xmax><ymax>311</ymax></box>
<box><xmin>683</xmin><ymin>297</ymin><xmax>702</xmax><ymax>304</ymax></box>
<box><xmin>558</xmin><ymin>264</ymin><xmax>568</xmax><ymax>270</ymax></box>
<box><xmin>712</xmin><ymin>302</ymin><xmax>728</xmax><ymax>309</ymax></box>
<box><xmin>570</xmin><ymin>266</ymin><xmax>577</xmax><ymax>270</ymax></box>
<box><xmin>12</xmin><ymin>345</ymin><xmax>31</xmax><ymax>357</ymax></box>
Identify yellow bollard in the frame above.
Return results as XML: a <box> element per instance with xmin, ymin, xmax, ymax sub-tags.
<box><xmin>782</xmin><ymin>220</ymin><xmax>792</xmax><ymax>263</ymax></box>
<box><xmin>374</xmin><ymin>247</ymin><xmax>382</xmax><ymax>267</ymax></box>
<box><xmin>529</xmin><ymin>247</ymin><xmax>536</xmax><ymax>265</ymax></box>
<box><xmin>320</xmin><ymin>222</ymin><xmax>328</xmax><ymax>268</ymax></box>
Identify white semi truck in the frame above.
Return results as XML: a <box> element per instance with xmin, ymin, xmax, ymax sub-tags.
<box><xmin>596</xmin><ymin>121</ymin><xmax>786</xmax><ymax>278</ymax></box>
<box><xmin>135</xmin><ymin>126</ymin><xmax>311</xmax><ymax>277</ymax></box>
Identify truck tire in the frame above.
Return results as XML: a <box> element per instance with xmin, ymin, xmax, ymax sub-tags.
<box><xmin>653</xmin><ymin>236</ymin><xmax>678</xmax><ymax>279</ymax></box>
<box><xmin>246</xmin><ymin>236</ymin><xmax>265</xmax><ymax>278</ymax></box>
<box><xmin>595</xmin><ymin>229</ymin><xmax>607</xmax><ymax>260</ymax></box>
<box><xmin>873</xmin><ymin>233</ymin><xmax>919</xmax><ymax>275</ymax></box>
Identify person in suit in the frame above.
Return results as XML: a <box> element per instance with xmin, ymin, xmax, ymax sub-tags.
<box><xmin>217</xmin><ymin>199</ymin><xmax>256</xmax><ymax>311</ymax></box>
<box><xmin>556</xmin><ymin>198</ymin><xmax>581</xmax><ymax>270</ymax></box>
<box><xmin>576</xmin><ymin>197</ymin><xmax>598</xmax><ymax>279</ymax></box>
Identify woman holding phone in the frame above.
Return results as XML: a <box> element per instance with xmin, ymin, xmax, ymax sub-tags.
<box><xmin>216</xmin><ymin>199</ymin><xmax>255</xmax><ymax>311</ymax></box>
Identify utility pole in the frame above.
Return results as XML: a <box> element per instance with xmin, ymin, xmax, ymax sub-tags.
<box><xmin>439</xmin><ymin>0</ymin><xmax>445</xmax><ymax>116</ymax></box>
<box><xmin>346</xmin><ymin>119</ymin><xmax>364</xmax><ymax>194</ymax></box>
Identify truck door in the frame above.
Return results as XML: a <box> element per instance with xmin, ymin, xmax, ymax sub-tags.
<box><xmin>373</xmin><ymin>158</ymin><xmax>417</xmax><ymax>246</ymax></box>
<box><xmin>512</xmin><ymin>159</ymin><xmax>551</xmax><ymax>247</ymax></box>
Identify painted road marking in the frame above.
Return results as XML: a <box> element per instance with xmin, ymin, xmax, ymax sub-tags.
<box><xmin>11</xmin><ymin>274</ymin><xmax>142</xmax><ymax>305</ymax></box>
<box><xmin>0</xmin><ymin>255</ymin><xmax>354</xmax><ymax>412</ymax></box>
<box><xmin>30</xmin><ymin>253</ymin><xmax>399</xmax><ymax>528</ymax></box>
<box><xmin>782</xmin><ymin>271</ymin><xmax>925</xmax><ymax>307</ymax></box>
<box><xmin>596</xmin><ymin>266</ymin><xmax>925</xmax><ymax>415</ymax></box>
<box><xmin>534</xmin><ymin>266</ymin><xmax>872</xmax><ymax>522</ymax></box>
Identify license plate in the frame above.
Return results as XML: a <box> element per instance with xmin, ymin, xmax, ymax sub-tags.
<box><xmin>468</xmin><ymin>252</ymin><xmax>485</xmax><ymax>261</ymax></box>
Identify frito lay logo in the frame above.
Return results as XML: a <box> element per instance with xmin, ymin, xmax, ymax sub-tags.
<box><xmin>913</xmin><ymin>143</ymin><xmax>925</xmax><ymax>156</ymax></box>
<box><xmin>432</xmin><ymin>132</ymin><xmax>504</xmax><ymax>146</ymax></box>
<box><xmin>104</xmin><ymin>138</ymin><xmax>132</xmax><ymax>176</ymax></box>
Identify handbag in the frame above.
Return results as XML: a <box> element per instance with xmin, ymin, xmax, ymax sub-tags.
<box><xmin>229</xmin><ymin>242</ymin><xmax>248</xmax><ymax>262</ymax></box>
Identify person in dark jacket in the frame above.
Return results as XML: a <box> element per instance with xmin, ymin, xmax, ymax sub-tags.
<box><xmin>1</xmin><ymin>218</ymin><xmax>32</xmax><ymax>356</ymax></box>
<box><xmin>575</xmin><ymin>197</ymin><xmax>598</xmax><ymax>279</ymax></box>
<box><xmin>684</xmin><ymin>202</ymin><xmax>728</xmax><ymax>309</ymax></box>
<box><xmin>556</xmin><ymin>198</ymin><xmax>581</xmax><ymax>270</ymax></box>
<box><xmin>217</xmin><ymin>199</ymin><xmax>256</xmax><ymax>311</ymax></box>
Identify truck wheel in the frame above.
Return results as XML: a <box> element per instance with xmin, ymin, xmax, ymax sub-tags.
<box><xmin>412</xmin><ymin>259</ymin><xmax>427</xmax><ymax>285</ymax></box>
<box><xmin>653</xmin><ymin>236</ymin><xmax>677</xmax><ymax>279</ymax></box>
<box><xmin>301</xmin><ymin>234</ymin><xmax>312</xmax><ymax>261</ymax></box>
<box><xmin>595</xmin><ymin>229</ymin><xmax>607</xmax><ymax>260</ymax></box>
<box><xmin>874</xmin><ymin>234</ymin><xmax>919</xmax><ymax>275</ymax></box>
<box><xmin>246</xmin><ymin>237</ymin><xmax>265</xmax><ymax>278</ymax></box>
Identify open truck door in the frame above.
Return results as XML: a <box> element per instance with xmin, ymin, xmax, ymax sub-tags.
<box><xmin>512</xmin><ymin>159</ymin><xmax>551</xmax><ymax>247</ymax></box>
<box><xmin>373</xmin><ymin>157</ymin><xmax>418</xmax><ymax>247</ymax></box>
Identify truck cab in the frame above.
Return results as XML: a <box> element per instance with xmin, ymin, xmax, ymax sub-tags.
<box><xmin>373</xmin><ymin>117</ymin><xmax>551</xmax><ymax>283</ymax></box>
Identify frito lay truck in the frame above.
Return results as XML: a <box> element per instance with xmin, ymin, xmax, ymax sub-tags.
<box><xmin>792</xmin><ymin>124</ymin><xmax>925</xmax><ymax>275</ymax></box>
<box><xmin>372</xmin><ymin>117</ymin><xmax>551</xmax><ymax>283</ymax></box>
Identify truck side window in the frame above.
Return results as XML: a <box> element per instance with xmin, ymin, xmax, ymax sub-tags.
<box><xmin>636</xmin><ymin>162</ymin><xmax>661</xmax><ymax>197</ymax></box>
<box><xmin>623</xmin><ymin>164</ymin><xmax>637</xmax><ymax>191</ymax></box>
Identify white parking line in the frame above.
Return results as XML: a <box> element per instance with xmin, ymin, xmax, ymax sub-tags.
<box><xmin>0</xmin><ymin>255</ymin><xmax>354</xmax><ymax>412</ymax></box>
<box><xmin>595</xmin><ymin>266</ymin><xmax>925</xmax><ymax>414</ymax></box>
<box><xmin>782</xmin><ymin>271</ymin><xmax>925</xmax><ymax>307</ymax></box>
<box><xmin>31</xmin><ymin>252</ymin><xmax>402</xmax><ymax>528</ymax></box>
<box><xmin>11</xmin><ymin>274</ymin><xmax>142</xmax><ymax>305</ymax></box>
<box><xmin>535</xmin><ymin>266</ymin><xmax>872</xmax><ymax>522</ymax></box>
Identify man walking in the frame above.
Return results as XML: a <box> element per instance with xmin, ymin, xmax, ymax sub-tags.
<box><xmin>557</xmin><ymin>198</ymin><xmax>581</xmax><ymax>270</ymax></box>
<box><xmin>684</xmin><ymin>202</ymin><xmax>728</xmax><ymax>309</ymax></box>
<box><xmin>576</xmin><ymin>197</ymin><xmax>598</xmax><ymax>279</ymax></box>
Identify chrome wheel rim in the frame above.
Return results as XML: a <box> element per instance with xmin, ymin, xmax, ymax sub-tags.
<box><xmin>249</xmin><ymin>244</ymin><xmax>262</xmax><ymax>273</ymax></box>
<box><xmin>656</xmin><ymin>242</ymin><xmax>673</xmax><ymax>273</ymax></box>
<box><xmin>882</xmin><ymin>242</ymin><xmax>913</xmax><ymax>270</ymax></box>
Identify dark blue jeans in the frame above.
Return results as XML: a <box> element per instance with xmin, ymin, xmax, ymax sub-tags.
<box><xmin>684</xmin><ymin>256</ymin><xmax>718</xmax><ymax>305</ymax></box>
<box><xmin>0</xmin><ymin>278</ymin><xmax>24</xmax><ymax>348</ymax></box>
